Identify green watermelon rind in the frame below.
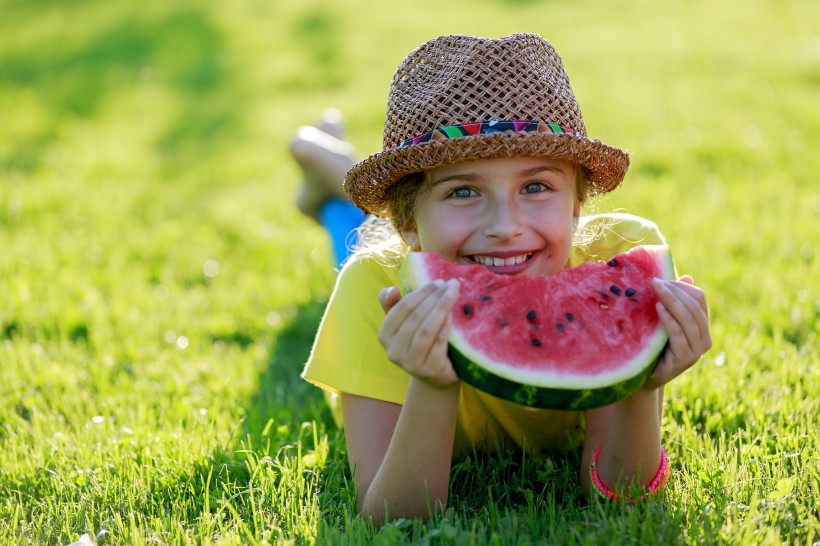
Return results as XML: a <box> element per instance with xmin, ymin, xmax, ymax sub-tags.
<box><xmin>448</xmin><ymin>345</ymin><xmax>663</xmax><ymax>410</ymax></box>
<box><xmin>400</xmin><ymin>245</ymin><xmax>675</xmax><ymax>410</ymax></box>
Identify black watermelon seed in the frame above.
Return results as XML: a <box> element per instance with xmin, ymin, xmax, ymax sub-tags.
<box><xmin>565</xmin><ymin>313</ymin><xmax>574</xmax><ymax>322</ymax></box>
<box><xmin>527</xmin><ymin>310</ymin><xmax>537</xmax><ymax>322</ymax></box>
<box><xmin>463</xmin><ymin>305</ymin><xmax>473</xmax><ymax>316</ymax></box>
<box><xmin>497</xmin><ymin>319</ymin><xmax>508</xmax><ymax>328</ymax></box>
<box><xmin>610</xmin><ymin>285</ymin><xmax>621</xmax><ymax>295</ymax></box>
<box><xmin>556</xmin><ymin>323</ymin><xmax>565</xmax><ymax>332</ymax></box>
<box><xmin>531</xmin><ymin>339</ymin><xmax>542</xmax><ymax>347</ymax></box>
<box><xmin>608</xmin><ymin>259</ymin><xmax>617</xmax><ymax>266</ymax></box>
<box><xmin>625</xmin><ymin>288</ymin><xmax>636</xmax><ymax>297</ymax></box>
<box><xmin>480</xmin><ymin>295</ymin><xmax>491</xmax><ymax>302</ymax></box>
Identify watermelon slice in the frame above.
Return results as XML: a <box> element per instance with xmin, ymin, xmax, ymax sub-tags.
<box><xmin>399</xmin><ymin>245</ymin><xmax>675</xmax><ymax>410</ymax></box>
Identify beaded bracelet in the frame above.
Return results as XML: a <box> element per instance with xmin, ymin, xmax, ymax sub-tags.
<box><xmin>589</xmin><ymin>444</ymin><xmax>671</xmax><ymax>502</ymax></box>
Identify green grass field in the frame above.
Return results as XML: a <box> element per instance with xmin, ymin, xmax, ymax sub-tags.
<box><xmin>1</xmin><ymin>0</ymin><xmax>818</xmax><ymax>543</ymax></box>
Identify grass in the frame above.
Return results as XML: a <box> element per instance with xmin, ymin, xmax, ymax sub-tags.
<box><xmin>0</xmin><ymin>0</ymin><xmax>818</xmax><ymax>543</ymax></box>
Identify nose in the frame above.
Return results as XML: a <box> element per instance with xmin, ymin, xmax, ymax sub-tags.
<box><xmin>483</xmin><ymin>198</ymin><xmax>523</xmax><ymax>241</ymax></box>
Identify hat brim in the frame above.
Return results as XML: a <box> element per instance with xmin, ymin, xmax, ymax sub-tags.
<box><xmin>345</xmin><ymin>131</ymin><xmax>629</xmax><ymax>217</ymax></box>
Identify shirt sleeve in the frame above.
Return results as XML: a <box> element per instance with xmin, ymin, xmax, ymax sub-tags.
<box><xmin>301</xmin><ymin>252</ymin><xmax>411</xmax><ymax>405</ymax></box>
<box><xmin>568</xmin><ymin>213</ymin><xmax>668</xmax><ymax>267</ymax></box>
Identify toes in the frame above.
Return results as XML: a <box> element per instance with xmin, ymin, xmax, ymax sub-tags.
<box><xmin>316</xmin><ymin>108</ymin><xmax>345</xmax><ymax>138</ymax></box>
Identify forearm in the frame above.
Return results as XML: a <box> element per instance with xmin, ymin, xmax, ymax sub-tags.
<box><xmin>593</xmin><ymin>388</ymin><xmax>662</xmax><ymax>490</ymax></box>
<box><xmin>361</xmin><ymin>378</ymin><xmax>460</xmax><ymax>523</ymax></box>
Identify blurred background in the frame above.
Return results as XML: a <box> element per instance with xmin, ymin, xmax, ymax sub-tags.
<box><xmin>0</xmin><ymin>0</ymin><xmax>817</xmax><ymax>541</ymax></box>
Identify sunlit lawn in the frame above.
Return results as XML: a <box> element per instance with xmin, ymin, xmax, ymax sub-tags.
<box><xmin>0</xmin><ymin>0</ymin><xmax>818</xmax><ymax>543</ymax></box>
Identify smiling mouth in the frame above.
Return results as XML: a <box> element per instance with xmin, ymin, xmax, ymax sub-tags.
<box><xmin>466</xmin><ymin>252</ymin><xmax>535</xmax><ymax>267</ymax></box>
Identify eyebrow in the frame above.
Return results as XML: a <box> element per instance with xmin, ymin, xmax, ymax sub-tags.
<box><xmin>519</xmin><ymin>165</ymin><xmax>568</xmax><ymax>177</ymax></box>
<box><xmin>430</xmin><ymin>172</ymin><xmax>480</xmax><ymax>186</ymax></box>
<box><xmin>430</xmin><ymin>163</ymin><xmax>569</xmax><ymax>186</ymax></box>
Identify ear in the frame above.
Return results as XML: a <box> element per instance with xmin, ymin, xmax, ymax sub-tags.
<box><xmin>400</xmin><ymin>226</ymin><xmax>421</xmax><ymax>251</ymax></box>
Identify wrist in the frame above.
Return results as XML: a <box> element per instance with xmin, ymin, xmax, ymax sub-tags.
<box><xmin>408</xmin><ymin>356</ymin><xmax>461</xmax><ymax>390</ymax></box>
<box><xmin>590</xmin><ymin>443</ymin><xmax>670</xmax><ymax>502</ymax></box>
<box><xmin>409</xmin><ymin>375</ymin><xmax>460</xmax><ymax>396</ymax></box>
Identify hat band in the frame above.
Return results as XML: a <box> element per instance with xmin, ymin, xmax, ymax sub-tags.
<box><xmin>396</xmin><ymin>120</ymin><xmax>581</xmax><ymax>149</ymax></box>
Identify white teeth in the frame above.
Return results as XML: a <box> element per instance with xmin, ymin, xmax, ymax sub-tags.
<box><xmin>472</xmin><ymin>253</ymin><xmax>531</xmax><ymax>266</ymax></box>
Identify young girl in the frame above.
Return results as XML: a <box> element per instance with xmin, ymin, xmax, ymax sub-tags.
<box><xmin>300</xmin><ymin>33</ymin><xmax>711</xmax><ymax>524</ymax></box>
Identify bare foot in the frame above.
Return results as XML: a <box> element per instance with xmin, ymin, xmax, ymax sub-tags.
<box><xmin>315</xmin><ymin>108</ymin><xmax>345</xmax><ymax>139</ymax></box>
<box><xmin>291</xmin><ymin>110</ymin><xmax>359</xmax><ymax>221</ymax></box>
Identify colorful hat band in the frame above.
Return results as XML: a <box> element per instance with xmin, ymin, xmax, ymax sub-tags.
<box><xmin>396</xmin><ymin>120</ymin><xmax>581</xmax><ymax>149</ymax></box>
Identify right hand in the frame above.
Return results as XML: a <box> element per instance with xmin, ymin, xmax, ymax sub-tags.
<box><xmin>377</xmin><ymin>279</ymin><xmax>461</xmax><ymax>388</ymax></box>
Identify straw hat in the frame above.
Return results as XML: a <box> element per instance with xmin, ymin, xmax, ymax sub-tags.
<box><xmin>344</xmin><ymin>33</ymin><xmax>630</xmax><ymax>217</ymax></box>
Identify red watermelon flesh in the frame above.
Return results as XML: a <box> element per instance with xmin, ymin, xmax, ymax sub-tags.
<box><xmin>399</xmin><ymin>245</ymin><xmax>675</xmax><ymax>409</ymax></box>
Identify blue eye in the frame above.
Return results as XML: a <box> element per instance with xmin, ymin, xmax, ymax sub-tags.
<box><xmin>449</xmin><ymin>187</ymin><xmax>475</xmax><ymax>198</ymax></box>
<box><xmin>523</xmin><ymin>182</ymin><xmax>549</xmax><ymax>194</ymax></box>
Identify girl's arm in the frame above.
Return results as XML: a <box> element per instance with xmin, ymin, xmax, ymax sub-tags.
<box><xmin>342</xmin><ymin>380</ymin><xmax>459</xmax><ymax>524</ymax></box>
<box><xmin>582</xmin><ymin>275</ymin><xmax>711</xmax><ymax>494</ymax></box>
<box><xmin>341</xmin><ymin>279</ymin><xmax>462</xmax><ymax>525</ymax></box>
<box><xmin>581</xmin><ymin>388</ymin><xmax>662</xmax><ymax>492</ymax></box>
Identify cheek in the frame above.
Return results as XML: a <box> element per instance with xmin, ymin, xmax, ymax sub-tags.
<box><xmin>412</xmin><ymin>203</ymin><xmax>446</xmax><ymax>250</ymax></box>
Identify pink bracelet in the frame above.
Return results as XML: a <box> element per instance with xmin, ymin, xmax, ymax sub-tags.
<box><xmin>589</xmin><ymin>444</ymin><xmax>671</xmax><ymax>502</ymax></box>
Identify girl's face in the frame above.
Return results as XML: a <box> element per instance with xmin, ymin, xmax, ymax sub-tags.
<box><xmin>401</xmin><ymin>156</ymin><xmax>580</xmax><ymax>277</ymax></box>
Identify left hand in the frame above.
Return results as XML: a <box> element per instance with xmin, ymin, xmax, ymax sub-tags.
<box><xmin>642</xmin><ymin>275</ymin><xmax>712</xmax><ymax>390</ymax></box>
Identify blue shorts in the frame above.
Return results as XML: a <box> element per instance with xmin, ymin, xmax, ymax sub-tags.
<box><xmin>319</xmin><ymin>198</ymin><xmax>366</xmax><ymax>269</ymax></box>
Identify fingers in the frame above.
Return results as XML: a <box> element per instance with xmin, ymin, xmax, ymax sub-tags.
<box><xmin>413</xmin><ymin>282</ymin><xmax>460</xmax><ymax>357</ymax></box>
<box><xmin>654</xmin><ymin>278</ymin><xmax>710</xmax><ymax>338</ymax></box>
<box><xmin>377</xmin><ymin>280</ymin><xmax>461</xmax><ymax>386</ymax></box>
<box><xmin>654</xmin><ymin>282</ymin><xmax>698</xmax><ymax>352</ymax></box>
<box><xmin>379</xmin><ymin>281</ymin><xmax>448</xmax><ymax>340</ymax></box>
<box><xmin>647</xmin><ymin>277</ymin><xmax>713</xmax><ymax>387</ymax></box>
<box><xmin>378</xmin><ymin>286</ymin><xmax>402</xmax><ymax>313</ymax></box>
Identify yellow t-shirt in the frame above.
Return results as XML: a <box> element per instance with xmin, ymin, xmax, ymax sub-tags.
<box><xmin>302</xmin><ymin>213</ymin><xmax>666</xmax><ymax>455</ymax></box>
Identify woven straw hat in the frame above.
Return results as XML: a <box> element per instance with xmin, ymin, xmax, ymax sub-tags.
<box><xmin>345</xmin><ymin>33</ymin><xmax>630</xmax><ymax>217</ymax></box>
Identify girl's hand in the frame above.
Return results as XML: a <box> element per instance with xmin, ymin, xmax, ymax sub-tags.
<box><xmin>642</xmin><ymin>275</ymin><xmax>712</xmax><ymax>391</ymax></box>
<box><xmin>378</xmin><ymin>279</ymin><xmax>461</xmax><ymax>388</ymax></box>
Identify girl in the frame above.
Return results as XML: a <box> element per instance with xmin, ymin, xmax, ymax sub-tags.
<box><xmin>300</xmin><ymin>33</ymin><xmax>711</xmax><ymax>525</ymax></box>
